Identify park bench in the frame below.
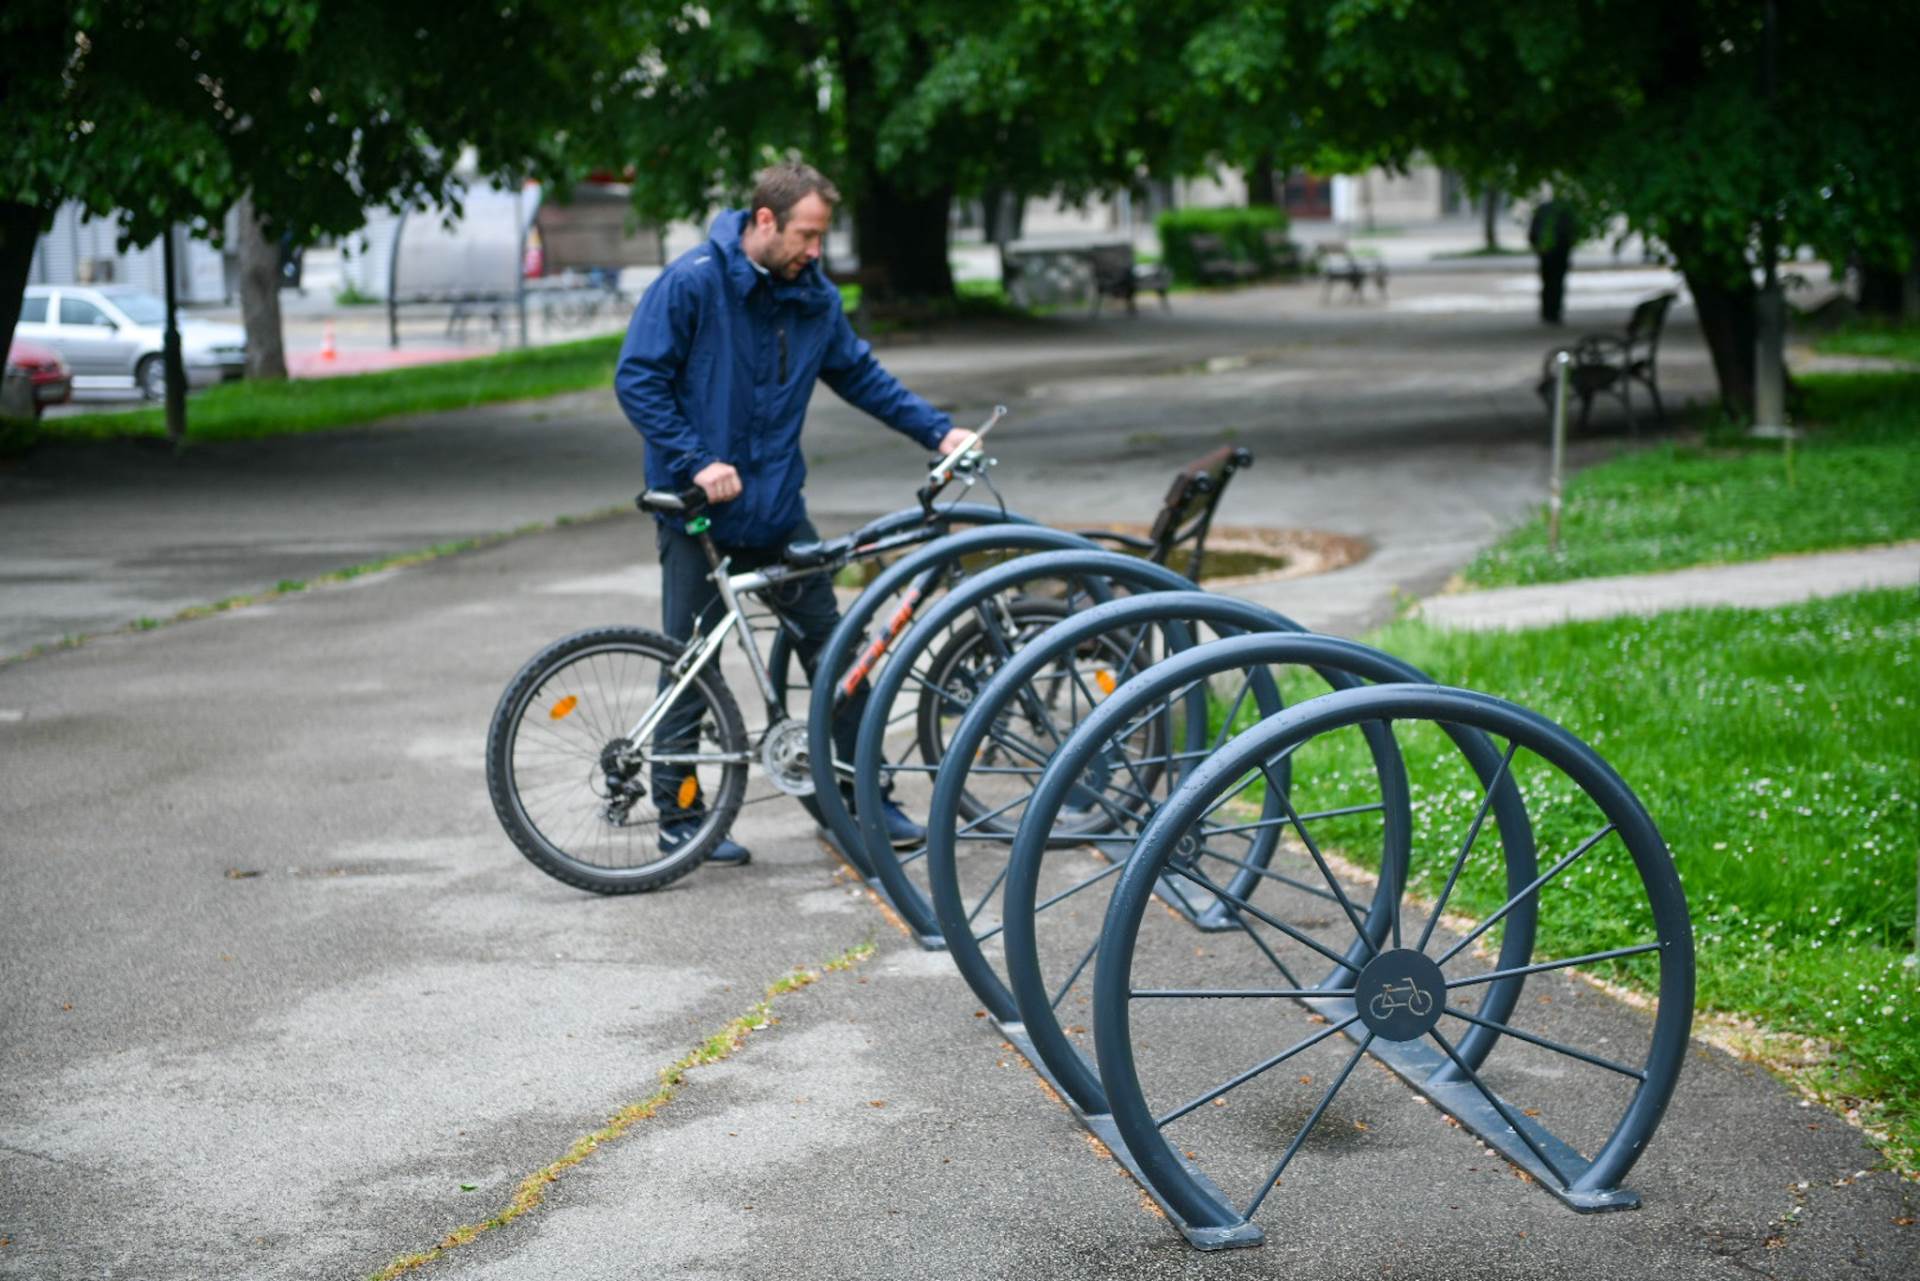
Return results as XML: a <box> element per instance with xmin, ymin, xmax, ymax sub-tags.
<box><xmin>999</xmin><ymin>242</ymin><xmax>1168</xmax><ymax>317</ymax></box>
<box><xmin>1077</xmin><ymin>444</ymin><xmax>1254</xmax><ymax>580</ymax></box>
<box><xmin>1261</xmin><ymin>228</ymin><xmax>1306</xmax><ymax>277</ymax></box>
<box><xmin>1185</xmin><ymin>233</ymin><xmax>1260</xmax><ymax>286</ymax></box>
<box><xmin>1317</xmin><ymin>241</ymin><xmax>1389</xmax><ymax>302</ymax></box>
<box><xmin>1087</xmin><ymin>243</ymin><xmax>1171</xmax><ymax>317</ymax></box>
<box><xmin>1536</xmin><ymin>291</ymin><xmax>1677</xmax><ymax>435</ymax></box>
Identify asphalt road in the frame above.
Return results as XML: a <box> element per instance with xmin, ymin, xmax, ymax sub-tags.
<box><xmin>3</xmin><ymin>272</ymin><xmax>1914</xmax><ymax>1278</ymax></box>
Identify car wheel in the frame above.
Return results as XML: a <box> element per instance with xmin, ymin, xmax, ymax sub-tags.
<box><xmin>136</xmin><ymin>354</ymin><xmax>166</xmax><ymax>401</ymax></box>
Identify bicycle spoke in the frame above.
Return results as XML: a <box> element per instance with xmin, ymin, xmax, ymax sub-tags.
<box><xmin>1050</xmin><ymin>934</ymin><xmax>1102</xmax><ymax>1010</ymax></box>
<box><xmin>1193</xmin><ymin>846</ymin><xmax>1341</xmax><ymax>903</ymax></box>
<box><xmin>1434</xmin><ymin>822</ymin><xmax>1616</xmax><ymax>967</ymax></box>
<box><xmin>1171</xmin><ymin>864</ymin><xmax>1356</xmax><ymax>973</ymax></box>
<box><xmin>1155</xmin><ymin>1014</ymin><xmax>1362</xmax><ymax>1131</ymax></box>
<box><xmin>955</xmin><ymin>789</ymin><xmax>1035</xmax><ymax>836</ymax></box>
<box><xmin>1441</xmin><ymin>1004</ymin><xmax>1647</xmax><ymax>1080</ymax></box>
<box><xmin>1415</xmin><ymin>737</ymin><xmax>1520</xmax><ymax>953</ymax></box>
<box><xmin>1445</xmin><ymin>942</ymin><xmax>1661</xmax><ymax>990</ymax></box>
<box><xmin>1243</xmin><ymin>1030</ymin><xmax>1375</xmax><ymax>1217</ymax></box>
<box><xmin>966</xmin><ymin>859</ymin><xmax>1012</xmax><ymax>925</ymax></box>
<box><xmin>1131</xmin><ymin>987</ymin><xmax>1356</xmax><ymax>999</ymax></box>
<box><xmin>1427</xmin><ymin>1026</ymin><xmax>1569</xmax><ymax>1188</ymax></box>
<box><xmin>1272</xmin><ymin>787</ymin><xmax>1381</xmax><ymax>961</ymax></box>
<box><xmin>1208</xmin><ymin>672</ymin><xmax>1257</xmax><ymax>754</ymax></box>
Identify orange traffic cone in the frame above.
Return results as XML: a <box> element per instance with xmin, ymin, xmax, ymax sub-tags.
<box><xmin>321</xmin><ymin>321</ymin><xmax>338</xmax><ymax>362</ymax></box>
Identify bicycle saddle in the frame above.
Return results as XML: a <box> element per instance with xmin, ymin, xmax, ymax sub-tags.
<box><xmin>636</xmin><ymin>487</ymin><xmax>708</xmax><ymax>515</ymax></box>
<box><xmin>781</xmin><ymin>534</ymin><xmax>853</xmax><ymax>568</ymax></box>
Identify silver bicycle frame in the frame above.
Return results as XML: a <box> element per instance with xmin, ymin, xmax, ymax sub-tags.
<box><xmin>616</xmin><ymin>560</ymin><xmax>788</xmax><ymax>762</ymax></box>
<box><xmin>622</xmin><ymin>403</ymin><xmax>1009</xmax><ymax>766</ymax></box>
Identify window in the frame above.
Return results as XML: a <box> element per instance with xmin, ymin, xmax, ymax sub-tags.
<box><xmin>18</xmin><ymin>296</ymin><xmax>48</xmax><ymax>324</ymax></box>
<box><xmin>59</xmin><ymin>297</ymin><xmax>110</xmax><ymax>327</ymax></box>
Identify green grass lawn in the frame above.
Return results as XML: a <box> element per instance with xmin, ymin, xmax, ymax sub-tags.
<box><xmin>1814</xmin><ymin>317</ymin><xmax>1920</xmax><ymax>366</ymax></box>
<box><xmin>1234</xmin><ymin>588</ymin><xmax>1918</xmax><ymax>1167</ymax></box>
<box><xmin>1463</xmin><ymin>371</ymin><xmax>1920</xmax><ymax>588</ymax></box>
<box><xmin>17</xmin><ymin>333</ymin><xmax>624</xmax><ymax>449</ymax></box>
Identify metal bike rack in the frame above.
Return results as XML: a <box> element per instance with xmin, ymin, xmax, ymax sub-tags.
<box><xmin>805</xmin><ymin>524</ymin><xmax>1106</xmax><ymax>925</ymax></box>
<box><xmin>1091</xmin><ymin>682</ymin><xmax>1695</xmax><ymax>1245</ymax></box>
<box><xmin>851</xmin><ymin>552</ymin><xmax>1216</xmax><ymax>948</ymax></box>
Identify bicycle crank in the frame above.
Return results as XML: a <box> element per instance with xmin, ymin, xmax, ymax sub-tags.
<box><xmin>759</xmin><ymin>717</ymin><xmax>815</xmax><ymax>797</ymax></box>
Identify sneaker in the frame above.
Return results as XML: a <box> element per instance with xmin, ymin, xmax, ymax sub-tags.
<box><xmin>878</xmin><ymin>800</ymin><xmax>926</xmax><ymax>850</ymax></box>
<box><xmin>660</xmin><ymin>818</ymin><xmax>752</xmax><ymax>867</ymax></box>
<box><xmin>704</xmin><ymin>838</ymin><xmax>752</xmax><ymax>866</ymax></box>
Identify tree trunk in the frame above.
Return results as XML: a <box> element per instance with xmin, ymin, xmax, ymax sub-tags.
<box><xmin>982</xmin><ymin>187</ymin><xmax>1024</xmax><ymax>249</ymax></box>
<box><xmin>1675</xmin><ymin>256</ymin><xmax>1758</xmax><ymax>419</ymax></box>
<box><xmin>1482</xmin><ymin>189</ymin><xmax>1501</xmax><ymax>252</ymax></box>
<box><xmin>0</xmin><ymin>201</ymin><xmax>45</xmax><ymax>368</ymax></box>
<box><xmin>1247</xmin><ymin>152</ymin><xmax>1278</xmax><ymax>207</ymax></box>
<box><xmin>851</xmin><ymin>176</ymin><xmax>954</xmax><ymax>301</ymax></box>
<box><xmin>235</xmin><ymin>194</ymin><xmax>288</xmax><ymax>380</ymax></box>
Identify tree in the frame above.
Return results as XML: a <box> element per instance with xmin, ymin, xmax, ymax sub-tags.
<box><xmin>2</xmin><ymin>1</ymin><xmax>629</xmax><ymax>412</ymax></box>
<box><xmin>1174</xmin><ymin>0</ymin><xmax>1920</xmax><ymax>416</ymax></box>
<box><xmin>606</xmin><ymin>1</ymin><xmax>1210</xmax><ymax>300</ymax></box>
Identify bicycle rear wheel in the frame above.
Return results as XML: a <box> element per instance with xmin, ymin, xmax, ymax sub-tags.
<box><xmin>486</xmin><ymin>626</ymin><xmax>748</xmax><ymax>894</ymax></box>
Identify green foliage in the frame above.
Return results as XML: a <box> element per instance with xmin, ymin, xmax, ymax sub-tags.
<box><xmin>1155</xmin><ymin>206</ymin><xmax>1292</xmax><ymax>285</ymax></box>
<box><xmin>1464</xmin><ymin>372</ymin><xmax>1920</xmax><ymax>587</ymax></box>
<box><xmin>0</xmin><ymin>1</ymin><xmax>628</xmax><ymax>358</ymax></box>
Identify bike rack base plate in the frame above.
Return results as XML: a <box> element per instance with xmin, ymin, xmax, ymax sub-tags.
<box><xmin>993</xmin><ymin>1017</ymin><xmax>1264</xmax><ymax>1251</ymax></box>
<box><xmin>814</xmin><ymin>827</ymin><xmax>947</xmax><ymax>952</ymax></box>
<box><xmin>1306</xmin><ymin>995</ymin><xmax>1641</xmax><ymax>1214</ymax></box>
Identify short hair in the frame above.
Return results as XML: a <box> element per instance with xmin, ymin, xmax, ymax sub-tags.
<box><xmin>750</xmin><ymin>162</ymin><xmax>840</xmax><ymax>230</ymax></box>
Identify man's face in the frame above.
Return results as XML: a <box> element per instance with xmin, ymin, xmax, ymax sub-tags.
<box><xmin>753</xmin><ymin>192</ymin><xmax>831</xmax><ymax>279</ymax></box>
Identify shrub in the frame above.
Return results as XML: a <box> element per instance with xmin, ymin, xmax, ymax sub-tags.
<box><xmin>1156</xmin><ymin>206</ymin><xmax>1292</xmax><ymax>285</ymax></box>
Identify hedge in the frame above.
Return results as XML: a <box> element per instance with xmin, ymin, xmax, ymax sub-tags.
<box><xmin>1155</xmin><ymin>206</ymin><xmax>1294</xmax><ymax>286</ymax></box>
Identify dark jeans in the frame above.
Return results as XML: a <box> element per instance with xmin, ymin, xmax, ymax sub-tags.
<box><xmin>651</xmin><ymin>517</ymin><xmax>868</xmax><ymax>817</ymax></box>
<box><xmin>1538</xmin><ymin>250</ymin><xmax>1571</xmax><ymax>323</ymax></box>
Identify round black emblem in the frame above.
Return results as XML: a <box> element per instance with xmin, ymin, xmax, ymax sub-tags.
<box><xmin>1354</xmin><ymin>948</ymin><xmax>1446</xmax><ymax>1042</ymax></box>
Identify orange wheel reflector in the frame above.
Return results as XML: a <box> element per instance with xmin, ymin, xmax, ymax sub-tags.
<box><xmin>1095</xmin><ymin>669</ymin><xmax>1117</xmax><ymax>696</ymax></box>
<box><xmin>549</xmin><ymin>695</ymin><xmax>579</xmax><ymax>721</ymax></box>
<box><xmin>678</xmin><ymin>776</ymin><xmax>700</xmax><ymax>809</ymax></box>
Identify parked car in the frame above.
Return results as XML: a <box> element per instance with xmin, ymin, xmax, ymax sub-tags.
<box><xmin>2</xmin><ymin>338</ymin><xmax>73</xmax><ymax>419</ymax></box>
<box><xmin>14</xmin><ymin>285</ymin><xmax>245</xmax><ymax>400</ymax></box>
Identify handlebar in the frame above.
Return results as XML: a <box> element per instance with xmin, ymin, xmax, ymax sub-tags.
<box><xmin>926</xmin><ymin>404</ymin><xmax>1007</xmax><ymax>488</ymax></box>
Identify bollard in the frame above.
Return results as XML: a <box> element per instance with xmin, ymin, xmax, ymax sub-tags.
<box><xmin>1549</xmin><ymin>349</ymin><xmax>1572</xmax><ymax>555</ymax></box>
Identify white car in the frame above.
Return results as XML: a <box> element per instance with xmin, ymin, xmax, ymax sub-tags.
<box><xmin>14</xmin><ymin>285</ymin><xmax>246</xmax><ymax>399</ymax></box>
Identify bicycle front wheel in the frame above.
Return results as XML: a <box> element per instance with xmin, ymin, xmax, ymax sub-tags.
<box><xmin>486</xmin><ymin>627</ymin><xmax>748</xmax><ymax>894</ymax></box>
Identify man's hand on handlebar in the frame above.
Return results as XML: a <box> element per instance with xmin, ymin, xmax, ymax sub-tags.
<box><xmin>692</xmin><ymin>460</ymin><xmax>742</xmax><ymax>503</ymax></box>
<box><xmin>935</xmin><ymin>427</ymin><xmax>974</xmax><ymax>456</ymax></box>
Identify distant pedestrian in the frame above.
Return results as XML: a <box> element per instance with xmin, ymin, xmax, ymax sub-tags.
<box><xmin>1528</xmin><ymin>199</ymin><xmax>1577</xmax><ymax>324</ymax></box>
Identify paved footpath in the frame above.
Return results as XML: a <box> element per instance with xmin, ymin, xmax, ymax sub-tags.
<box><xmin>1415</xmin><ymin>542</ymin><xmax>1920</xmax><ymax>631</ymax></box>
<box><xmin>3</xmin><ymin>274</ymin><xmax>1915</xmax><ymax>1279</ymax></box>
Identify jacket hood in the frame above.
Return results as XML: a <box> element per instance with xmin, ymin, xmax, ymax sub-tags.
<box><xmin>707</xmin><ymin>209</ymin><xmax>835</xmax><ymax>314</ymax></box>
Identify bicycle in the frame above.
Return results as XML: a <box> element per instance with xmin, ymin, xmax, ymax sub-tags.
<box><xmin>485</xmin><ymin>408</ymin><xmax>1020</xmax><ymax>894</ymax></box>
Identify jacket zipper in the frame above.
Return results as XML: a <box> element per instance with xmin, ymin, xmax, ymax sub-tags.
<box><xmin>777</xmin><ymin>327</ymin><xmax>788</xmax><ymax>384</ymax></box>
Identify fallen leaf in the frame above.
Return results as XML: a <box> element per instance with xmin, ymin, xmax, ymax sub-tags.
<box><xmin>869</xmin><ymin>1100</ymin><xmax>887</xmax><ymax>1109</ymax></box>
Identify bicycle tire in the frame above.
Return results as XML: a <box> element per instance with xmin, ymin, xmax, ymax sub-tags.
<box><xmin>486</xmin><ymin>626</ymin><xmax>748</xmax><ymax>894</ymax></box>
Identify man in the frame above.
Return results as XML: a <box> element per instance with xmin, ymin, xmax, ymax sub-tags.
<box><xmin>1528</xmin><ymin>197</ymin><xmax>1578</xmax><ymax>325</ymax></box>
<box><xmin>616</xmin><ymin>161</ymin><xmax>971</xmax><ymax>866</ymax></box>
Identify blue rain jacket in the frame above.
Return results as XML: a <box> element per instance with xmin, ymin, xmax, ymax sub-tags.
<box><xmin>615</xmin><ymin>210</ymin><xmax>952</xmax><ymax>548</ymax></box>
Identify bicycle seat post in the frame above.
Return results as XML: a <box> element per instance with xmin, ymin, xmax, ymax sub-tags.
<box><xmin>684</xmin><ymin>511</ymin><xmax>727</xmax><ymax>575</ymax></box>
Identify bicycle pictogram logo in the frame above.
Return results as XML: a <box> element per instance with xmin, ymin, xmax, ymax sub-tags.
<box><xmin>1368</xmin><ymin>977</ymin><xmax>1434</xmax><ymax>1020</ymax></box>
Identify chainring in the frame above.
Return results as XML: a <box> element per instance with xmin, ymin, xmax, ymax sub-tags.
<box><xmin>759</xmin><ymin>717</ymin><xmax>815</xmax><ymax>797</ymax></box>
